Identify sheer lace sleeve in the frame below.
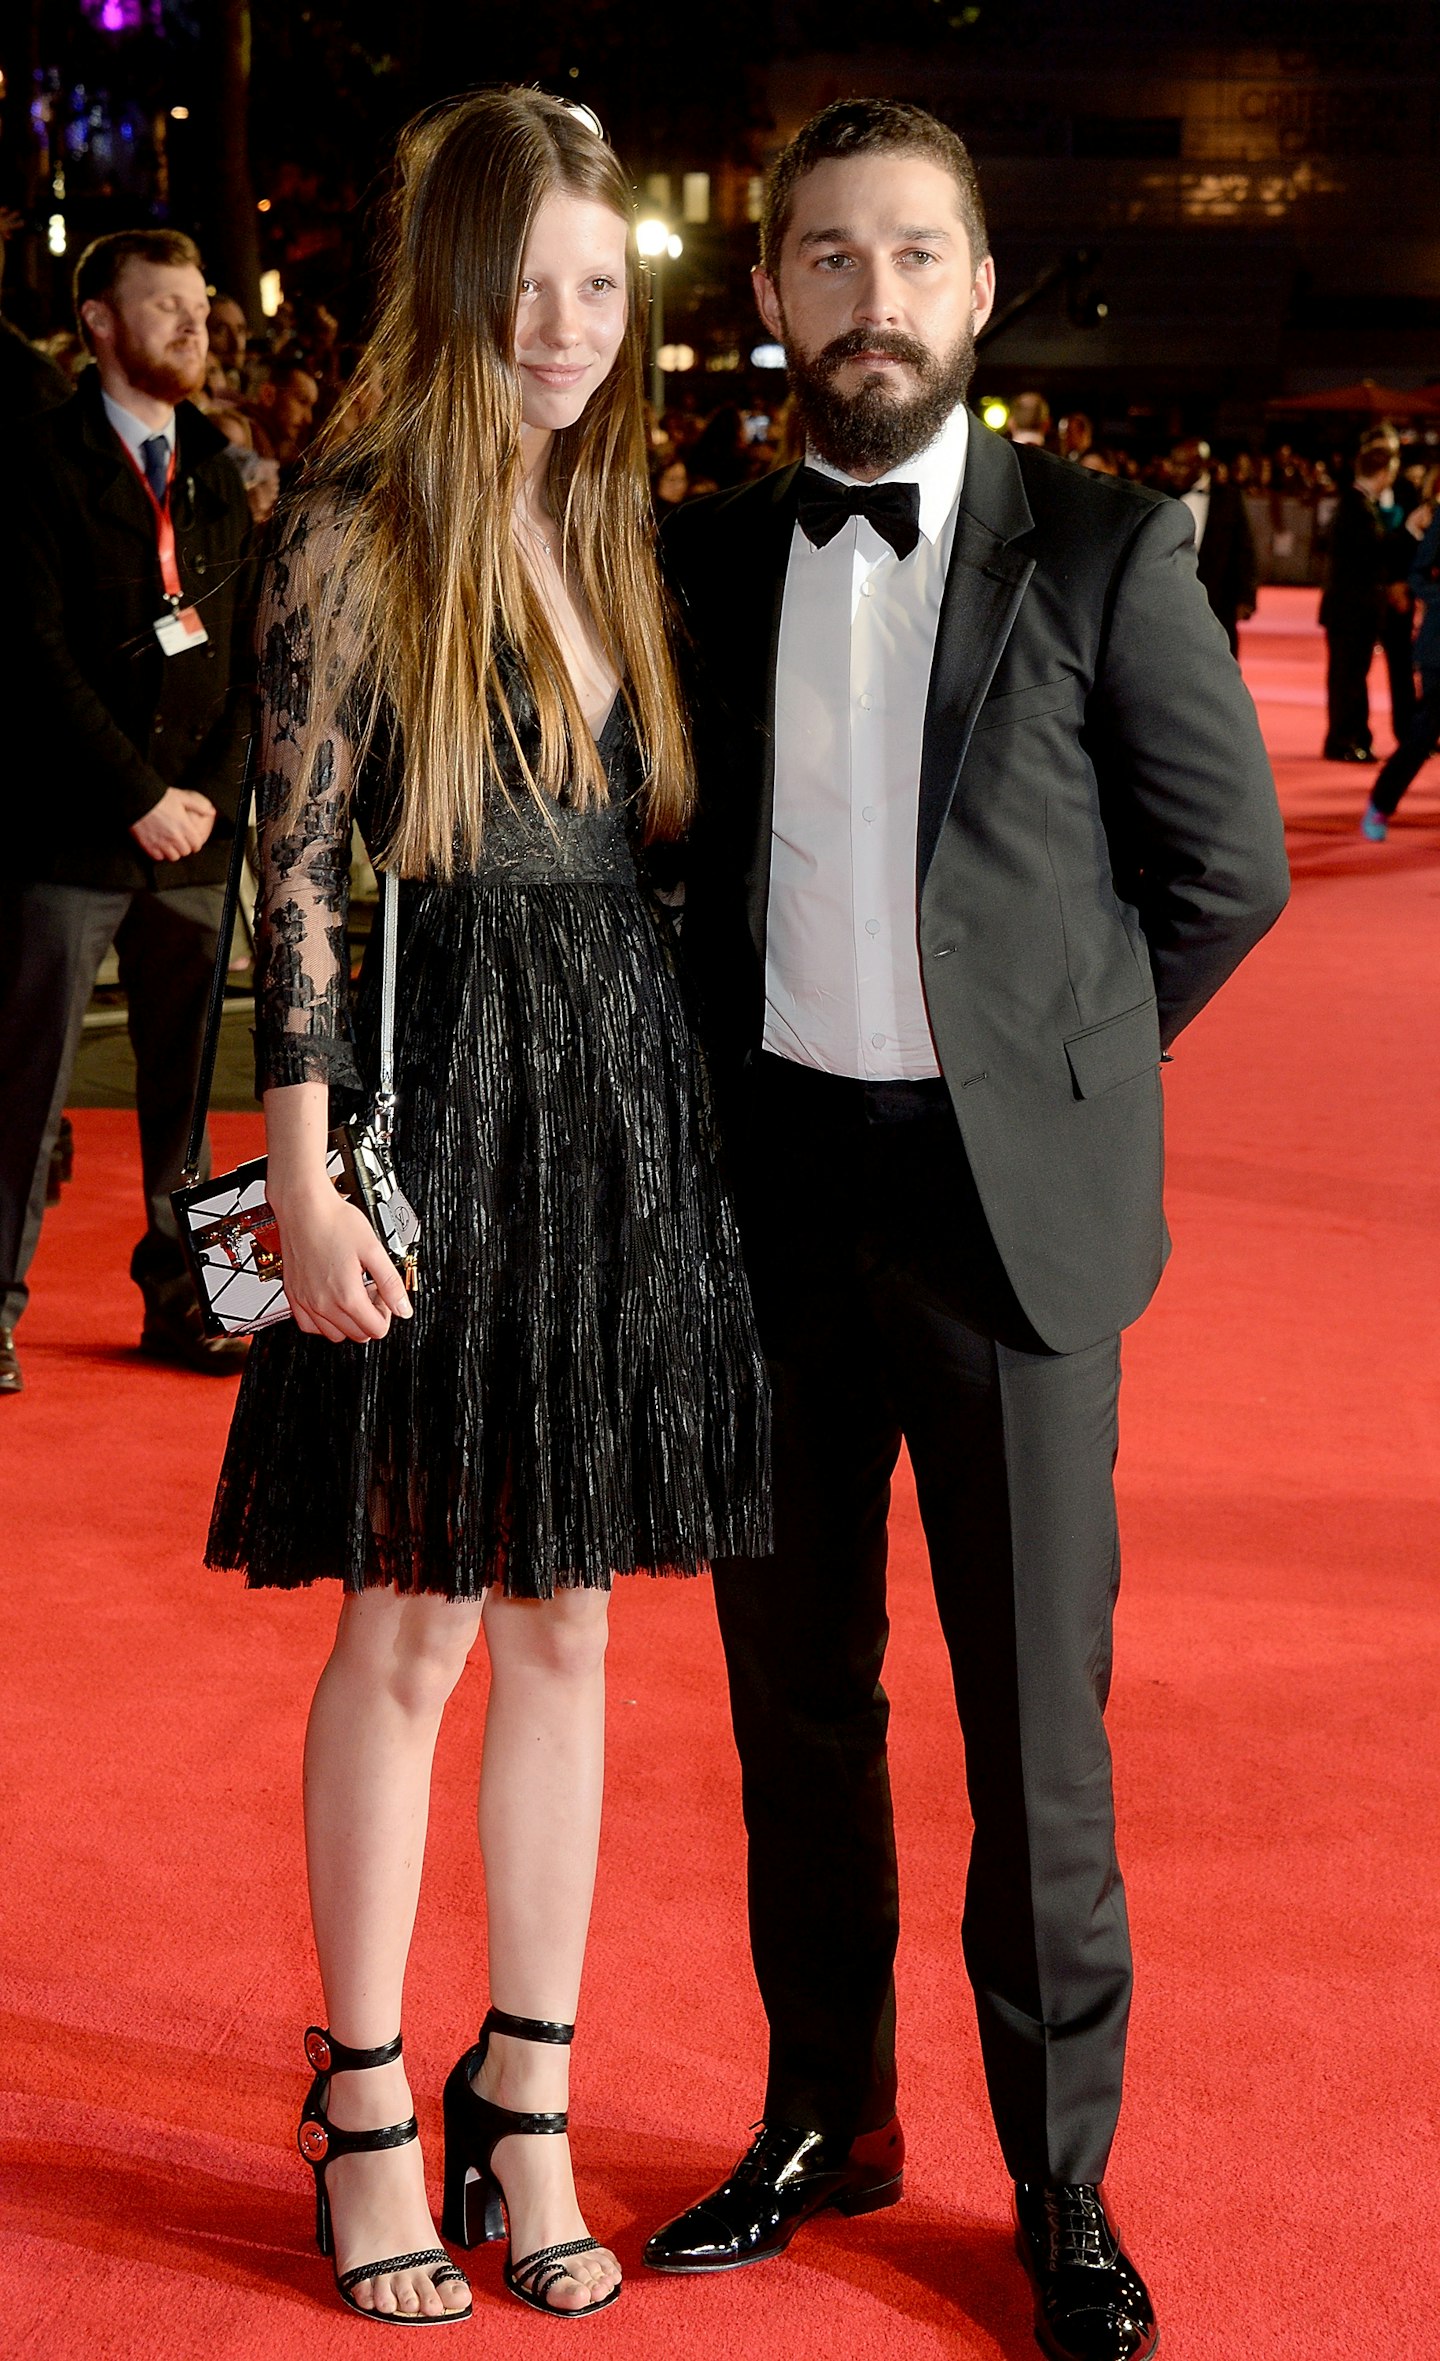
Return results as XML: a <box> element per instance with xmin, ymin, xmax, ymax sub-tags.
<box><xmin>251</xmin><ymin>504</ymin><xmax>365</xmax><ymax>1107</ymax></box>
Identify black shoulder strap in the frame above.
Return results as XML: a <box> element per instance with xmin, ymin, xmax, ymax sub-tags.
<box><xmin>180</xmin><ymin>738</ymin><xmax>257</xmax><ymax>1187</ymax></box>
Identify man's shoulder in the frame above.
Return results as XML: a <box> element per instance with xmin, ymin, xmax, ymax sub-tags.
<box><xmin>1009</xmin><ymin>442</ymin><xmax>1168</xmax><ymax>547</ymax></box>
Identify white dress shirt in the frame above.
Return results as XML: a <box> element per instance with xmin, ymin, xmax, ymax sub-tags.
<box><xmin>102</xmin><ymin>388</ymin><xmax>177</xmax><ymax>480</ymax></box>
<box><xmin>765</xmin><ymin>400</ymin><xmax>969</xmax><ymax>1081</ymax></box>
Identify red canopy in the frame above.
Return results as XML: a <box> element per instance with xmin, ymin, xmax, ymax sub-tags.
<box><xmin>1266</xmin><ymin>379</ymin><xmax>1440</xmax><ymax>418</ymax></box>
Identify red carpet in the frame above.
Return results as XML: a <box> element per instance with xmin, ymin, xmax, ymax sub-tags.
<box><xmin>3</xmin><ymin>585</ymin><xmax>1438</xmax><ymax>2358</ymax></box>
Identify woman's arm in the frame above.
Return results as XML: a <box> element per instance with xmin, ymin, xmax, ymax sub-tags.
<box><xmin>252</xmin><ymin>507</ymin><xmax>411</xmax><ymax>1344</ymax></box>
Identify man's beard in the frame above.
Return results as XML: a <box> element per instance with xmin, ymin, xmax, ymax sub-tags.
<box><xmin>783</xmin><ymin>319</ymin><xmax>976</xmax><ymax>477</ymax></box>
<box><xmin>113</xmin><ymin>321</ymin><xmax>207</xmax><ymax>406</ymax></box>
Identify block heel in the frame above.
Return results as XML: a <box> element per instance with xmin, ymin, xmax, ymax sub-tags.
<box><xmin>441</xmin><ymin>2006</ymin><xmax>621</xmax><ymax>2317</ymax></box>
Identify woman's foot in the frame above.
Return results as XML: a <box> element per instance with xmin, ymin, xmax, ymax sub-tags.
<box><xmin>471</xmin><ymin>2032</ymin><xmax>621</xmax><ymax>2312</ymax></box>
<box><xmin>326</xmin><ymin>2062</ymin><xmax>472</xmax><ymax>2320</ymax></box>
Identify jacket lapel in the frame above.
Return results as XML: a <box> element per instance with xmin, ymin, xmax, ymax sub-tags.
<box><xmin>917</xmin><ymin>419</ymin><xmax>1036</xmax><ymax>885</ymax></box>
<box><xmin>741</xmin><ymin>460</ymin><xmax>801</xmax><ymax>965</ymax></box>
<box><xmin>74</xmin><ymin>372</ymin><xmax>156</xmax><ymax>551</ymax></box>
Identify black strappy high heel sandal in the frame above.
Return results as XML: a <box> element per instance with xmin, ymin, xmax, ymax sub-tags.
<box><xmin>440</xmin><ymin>2007</ymin><xmax>621</xmax><ymax>2319</ymax></box>
<box><xmin>297</xmin><ymin>2025</ymin><xmax>473</xmax><ymax>2326</ymax></box>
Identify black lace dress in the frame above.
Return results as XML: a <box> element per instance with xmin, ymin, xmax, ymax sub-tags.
<box><xmin>207</xmin><ymin>512</ymin><xmax>770</xmax><ymax>1600</ymax></box>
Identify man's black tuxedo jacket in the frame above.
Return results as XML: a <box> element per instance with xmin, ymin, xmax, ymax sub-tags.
<box><xmin>663</xmin><ymin>418</ymin><xmax>1289</xmax><ymax>1356</ymax></box>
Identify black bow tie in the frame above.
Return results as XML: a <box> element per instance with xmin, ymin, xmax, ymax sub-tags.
<box><xmin>796</xmin><ymin>467</ymin><xmax>922</xmax><ymax>560</ymax></box>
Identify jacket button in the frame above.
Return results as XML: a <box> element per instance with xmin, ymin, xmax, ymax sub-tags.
<box><xmin>192</xmin><ymin>555</ymin><xmax>208</xmax><ymax>575</ymax></box>
<box><xmin>931</xmin><ymin>943</ymin><xmax>955</xmax><ymax>958</ymax></box>
<box><xmin>153</xmin><ymin>718</ymin><xmax>164</xmax><ymax>736</ymax></box>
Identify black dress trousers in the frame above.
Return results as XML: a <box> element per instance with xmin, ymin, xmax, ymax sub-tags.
<box><xmin>0</xmin><ymin>880</ymin><xmax>220</xmax><ymax>1331</ymax></box>
<box><xmin>712</xmin><ymin>1053</ymin><xmax>1133</xmax><ymax>2187</ymax></box>
<box><xmin>1324</xmin><ymin>614</ymin><xmax>1379</xmax><ymax>755</ymax></box>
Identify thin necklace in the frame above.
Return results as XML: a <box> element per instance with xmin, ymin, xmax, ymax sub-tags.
<box><xmin>516</xmin><ymin>511</ymin><xmax>562</xmax><ymax>567</ymax></box>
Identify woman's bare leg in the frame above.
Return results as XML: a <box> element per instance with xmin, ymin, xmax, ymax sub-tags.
<box><xmin>304</xmin><ymin>1584</ymin><xmax>482</xmax><ymax>2318</ymax></box>
<box><xmin>472</xmin><ymin>1584</ymin><xmax>619</xmax><ymax>2309</ymax></box>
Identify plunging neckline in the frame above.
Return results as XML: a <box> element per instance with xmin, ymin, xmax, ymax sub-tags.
<box><xmin>592</xmin><ymin>686</ymin><xmax>624</xmax><ymax>757</ymax></box>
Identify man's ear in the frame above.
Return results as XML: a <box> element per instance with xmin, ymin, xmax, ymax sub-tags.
<box><xmin>78</xmin><ymin>298</ymin><xmax>112</xmax><ymax>351</ymax></box>
<box><xmin>971</xmin><ymin>253</ymin><xmax>997</xmax><ymax>339</ymax></box>
<box><xmin>752</xmin><ymin>266</ymin><xmax>784</xmax><ymax>342</ymax></box>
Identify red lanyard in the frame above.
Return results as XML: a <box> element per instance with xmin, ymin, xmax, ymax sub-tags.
<box><xmin>118</xmin><ymin>436</ymin><xmax>184</xmax><ymax>605</ymax></box>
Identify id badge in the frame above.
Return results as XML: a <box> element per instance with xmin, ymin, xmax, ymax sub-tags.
<box><xmin>154</xmin><ymin>603</ymin><xmax>209</xmax><ymax>656</ymax></box>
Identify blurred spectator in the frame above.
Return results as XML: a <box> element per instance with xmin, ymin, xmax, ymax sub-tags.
<box><xmin>0</xmin><ymin>227</ymin><xmax>259</xmax><ymax>1392</ymax></box>
<box><xmin>209</xmin><ymin>402</ymin><xmax>281</xmax><ymax>526</ymax></box>
<box><xmin>685</xmin><ymin>403</ymin><xmax>750</xmax><ymax>494</ymax></box>
<box><xmin>246</xmin><ymin>355</ymin><xmax>319</xmax><ymax>469</ymax></box>
<box><xmin>1169</xmin><ymin>437</ymin><xmax>1258</xmax><ymax>655</ymax></box>
<box><xmin>0</xmin><ymin>211</ymin><xmax>71</xmax><ymax>422</ymax></box>
<box><xmin>285</xmin><ymin>299</ymin><xmax>341</xmax><ymax>382</ymax></box>
<box><xmin>206</xmin><ymin>293</ymin><xmax>249</xmax><ymax>392</ymax></box>
<box><xmin>35</xmin><ymin>329</ymin><xmax>88</xmax><ymax>388</ymax></box>
<box><xmin>1362</xmin><ymin>483</ymin><xmax>1440</xmax><ymax>838</ymax></box>
<box><xmin>1366</xmin><ymin>426</ymin><xmax>1419</xmax><ymax>743</ymax></box>
<box><xmin>0</xmin><ymin>314</ymin><xmax>71</xmax><ymax>424</ymax></box>
<box><xmin>652</xmin><ymin>455</ymin><xmax>690</xmax><ymax>512</ymax></box>
<box><xmin>1006</xmin><ymin>391</ymin><xmax>1051</xmax><ymax>447</ymax></box>
<box><xmin>1079</xmin><ymin>447</ymin><xmax>1121</xmax><ymax>476</ymax></box>
<box><xmin>1320</xmin><ymin>436</ymin><xmax>1413</xmax><ymax>761</ymax></box>
<box><xmin>1059</xmin><ymin>411</ymin><xmax>1093</xmax><ymax>461</ymax></box>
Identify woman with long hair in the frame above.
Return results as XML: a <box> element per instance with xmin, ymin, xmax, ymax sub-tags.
<box><xmin>207</xmin><ymin>89</ymin><xmax>768</xmax><ymax>2325</ymax></box>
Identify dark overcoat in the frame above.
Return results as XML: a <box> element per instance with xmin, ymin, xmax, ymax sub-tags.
<box><xmin>3</xmin><ymin>365</ymin><xmax>258</xmax><ymax>894</ymax></box>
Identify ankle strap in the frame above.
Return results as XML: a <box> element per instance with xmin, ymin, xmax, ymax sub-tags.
<box><xmin>482</xmin><ymin>2006</ymin><xmax>574</xmax><ymax>2047</ymax></box>
<box><xmin>304</xmin><ymin>2024</ymin><xmax>403</xmax><ymax>2075</ymax></box>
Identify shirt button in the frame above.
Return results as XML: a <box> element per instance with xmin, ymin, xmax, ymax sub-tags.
<box><xmin>861</xmin><ymin>580</ymin><xmax>874</xmax><ymax>598</ymax></box>
<box><xmin>864</xmin><ymin>917</ymin><xmax>880</xmax><ymax>936</ymax></box>
<box><xmin>861</xmin><ymin>806</ymin><xmax>877</xmax><ymax>823</ymax></box>
<box><xmin>871</xmin><ymin>1033</ymin><xmax>886</xmax><ymax>1049</ymax></box>
<box><xmin>858</xmin><ymin>692</ymin><xmax>874</xmax><ymax>710</ymax></box>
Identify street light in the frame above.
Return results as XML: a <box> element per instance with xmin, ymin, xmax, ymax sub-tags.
<box><xmin>636</xmin><ymin>216</ymin><xmax>682</xmax><ymax>413</ymax></box>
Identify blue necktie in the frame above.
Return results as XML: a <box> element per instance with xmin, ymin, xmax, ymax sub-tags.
<box><xmin>140</xmin><ymin>433</ymin><xmax>170</xmax><ymax>508</ymax></box>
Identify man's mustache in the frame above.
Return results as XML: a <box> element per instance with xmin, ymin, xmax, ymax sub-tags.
<box><xmin>816</xmin><ymin>327</ymin><xmax>933</xmax><ymax>377</ymax></box>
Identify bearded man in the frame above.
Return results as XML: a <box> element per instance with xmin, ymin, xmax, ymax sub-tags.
<box><xmin>0</xmin><ymin>230</ymin><xmax>258</xmax><ymax>1390</ymax></box>
<box><xmin>647</xmin><ymin>101</ymin><xmax>1289</xmax><ymax>2360</ymax></box>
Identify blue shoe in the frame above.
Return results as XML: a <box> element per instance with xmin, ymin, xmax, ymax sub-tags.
<box><xmin>1360</xmin><ymin>802</ymin><xmax>1389</xmax><ymax>842</ymax></box>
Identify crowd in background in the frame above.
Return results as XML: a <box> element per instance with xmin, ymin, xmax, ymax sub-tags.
<box><xmin>643</xmin><ymin>383</ymin><xmax>1440</xmax><ymax>585</ymax></box>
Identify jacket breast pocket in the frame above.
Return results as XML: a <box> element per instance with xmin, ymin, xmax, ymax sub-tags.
<box><xmin>972</xmin><ymin>676</ymin><xmax>1082</xmax><ymax>732</ymax></box>
<box><xmin>1064</xmin><ymin>998</ymin><xmax>1161</xmax><ymax>1100</ymax></box>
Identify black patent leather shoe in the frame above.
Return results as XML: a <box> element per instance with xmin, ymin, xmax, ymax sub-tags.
<box><xmin>643</xmin><ymin>2118</ymin><xmax>903</xmax><ymax>2273</ymax></box>
<box><xmin>0</xmin><ymin>1327</ymin><xmax>21</xmax><ymax>1395</ymax></box>
<box><xmin>1015</xmin><ymin>2182</ymin><xmax>1157</xmax><ymax>2360</ymax></box>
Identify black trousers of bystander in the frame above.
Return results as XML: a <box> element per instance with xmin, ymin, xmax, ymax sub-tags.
<box><xmin>0</xmin><ymin>880</ymin><xmax>221</xmax><ymax>1332</ymax></box>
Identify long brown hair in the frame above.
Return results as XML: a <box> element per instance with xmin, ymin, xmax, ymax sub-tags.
<box><xmin>292</xmin><ymin>88</ymin><xmax>691</xmax><ymax>876</ymax></box>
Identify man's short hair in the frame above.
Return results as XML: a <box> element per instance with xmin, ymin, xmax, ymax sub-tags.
<box><xmin>255</xmin><ymin>351</ymin><xmax>317</xmax><ymax>392</ymax></box>
<box><xmin>73</xmin><ymin>229</ymin><xmax>204</xmax><ymax>348</ymax></box>
<box><xmin>760</xmin><ymin>98</ymin><xmax>989</xmax><ymax>277</ymax></box>
<box><xmin>1010</xmin><ymin>392</ymin><xmax>1052</xmax><ymax>436</ymax></box>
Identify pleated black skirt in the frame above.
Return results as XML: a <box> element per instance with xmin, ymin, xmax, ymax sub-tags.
<box><xmin>207</xmin><ymin>843</ymin><xmax>771</xmax><ymax>1600</ymax></box>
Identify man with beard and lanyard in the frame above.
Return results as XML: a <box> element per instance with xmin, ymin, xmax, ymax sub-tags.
<box><xmin>647</xmin><ymin>101</ymin><xmax>1288</xmax><ymax>2361</ymax></box>
<box><xmin>0</xmin><ymin>230</ymin><xmax>256</xmax><ymax>1390</ymax></box>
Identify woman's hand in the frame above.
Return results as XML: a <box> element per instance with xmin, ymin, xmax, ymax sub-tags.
<box><xmin>262</xmin><ymin>1079</ymin><xmax>413</xmax><ymax>1344</ymax></box>
<box><xmin>271</xmin><ymin>1180</ymin><xmax>413</xmax><ymax>1344</ymax></box>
